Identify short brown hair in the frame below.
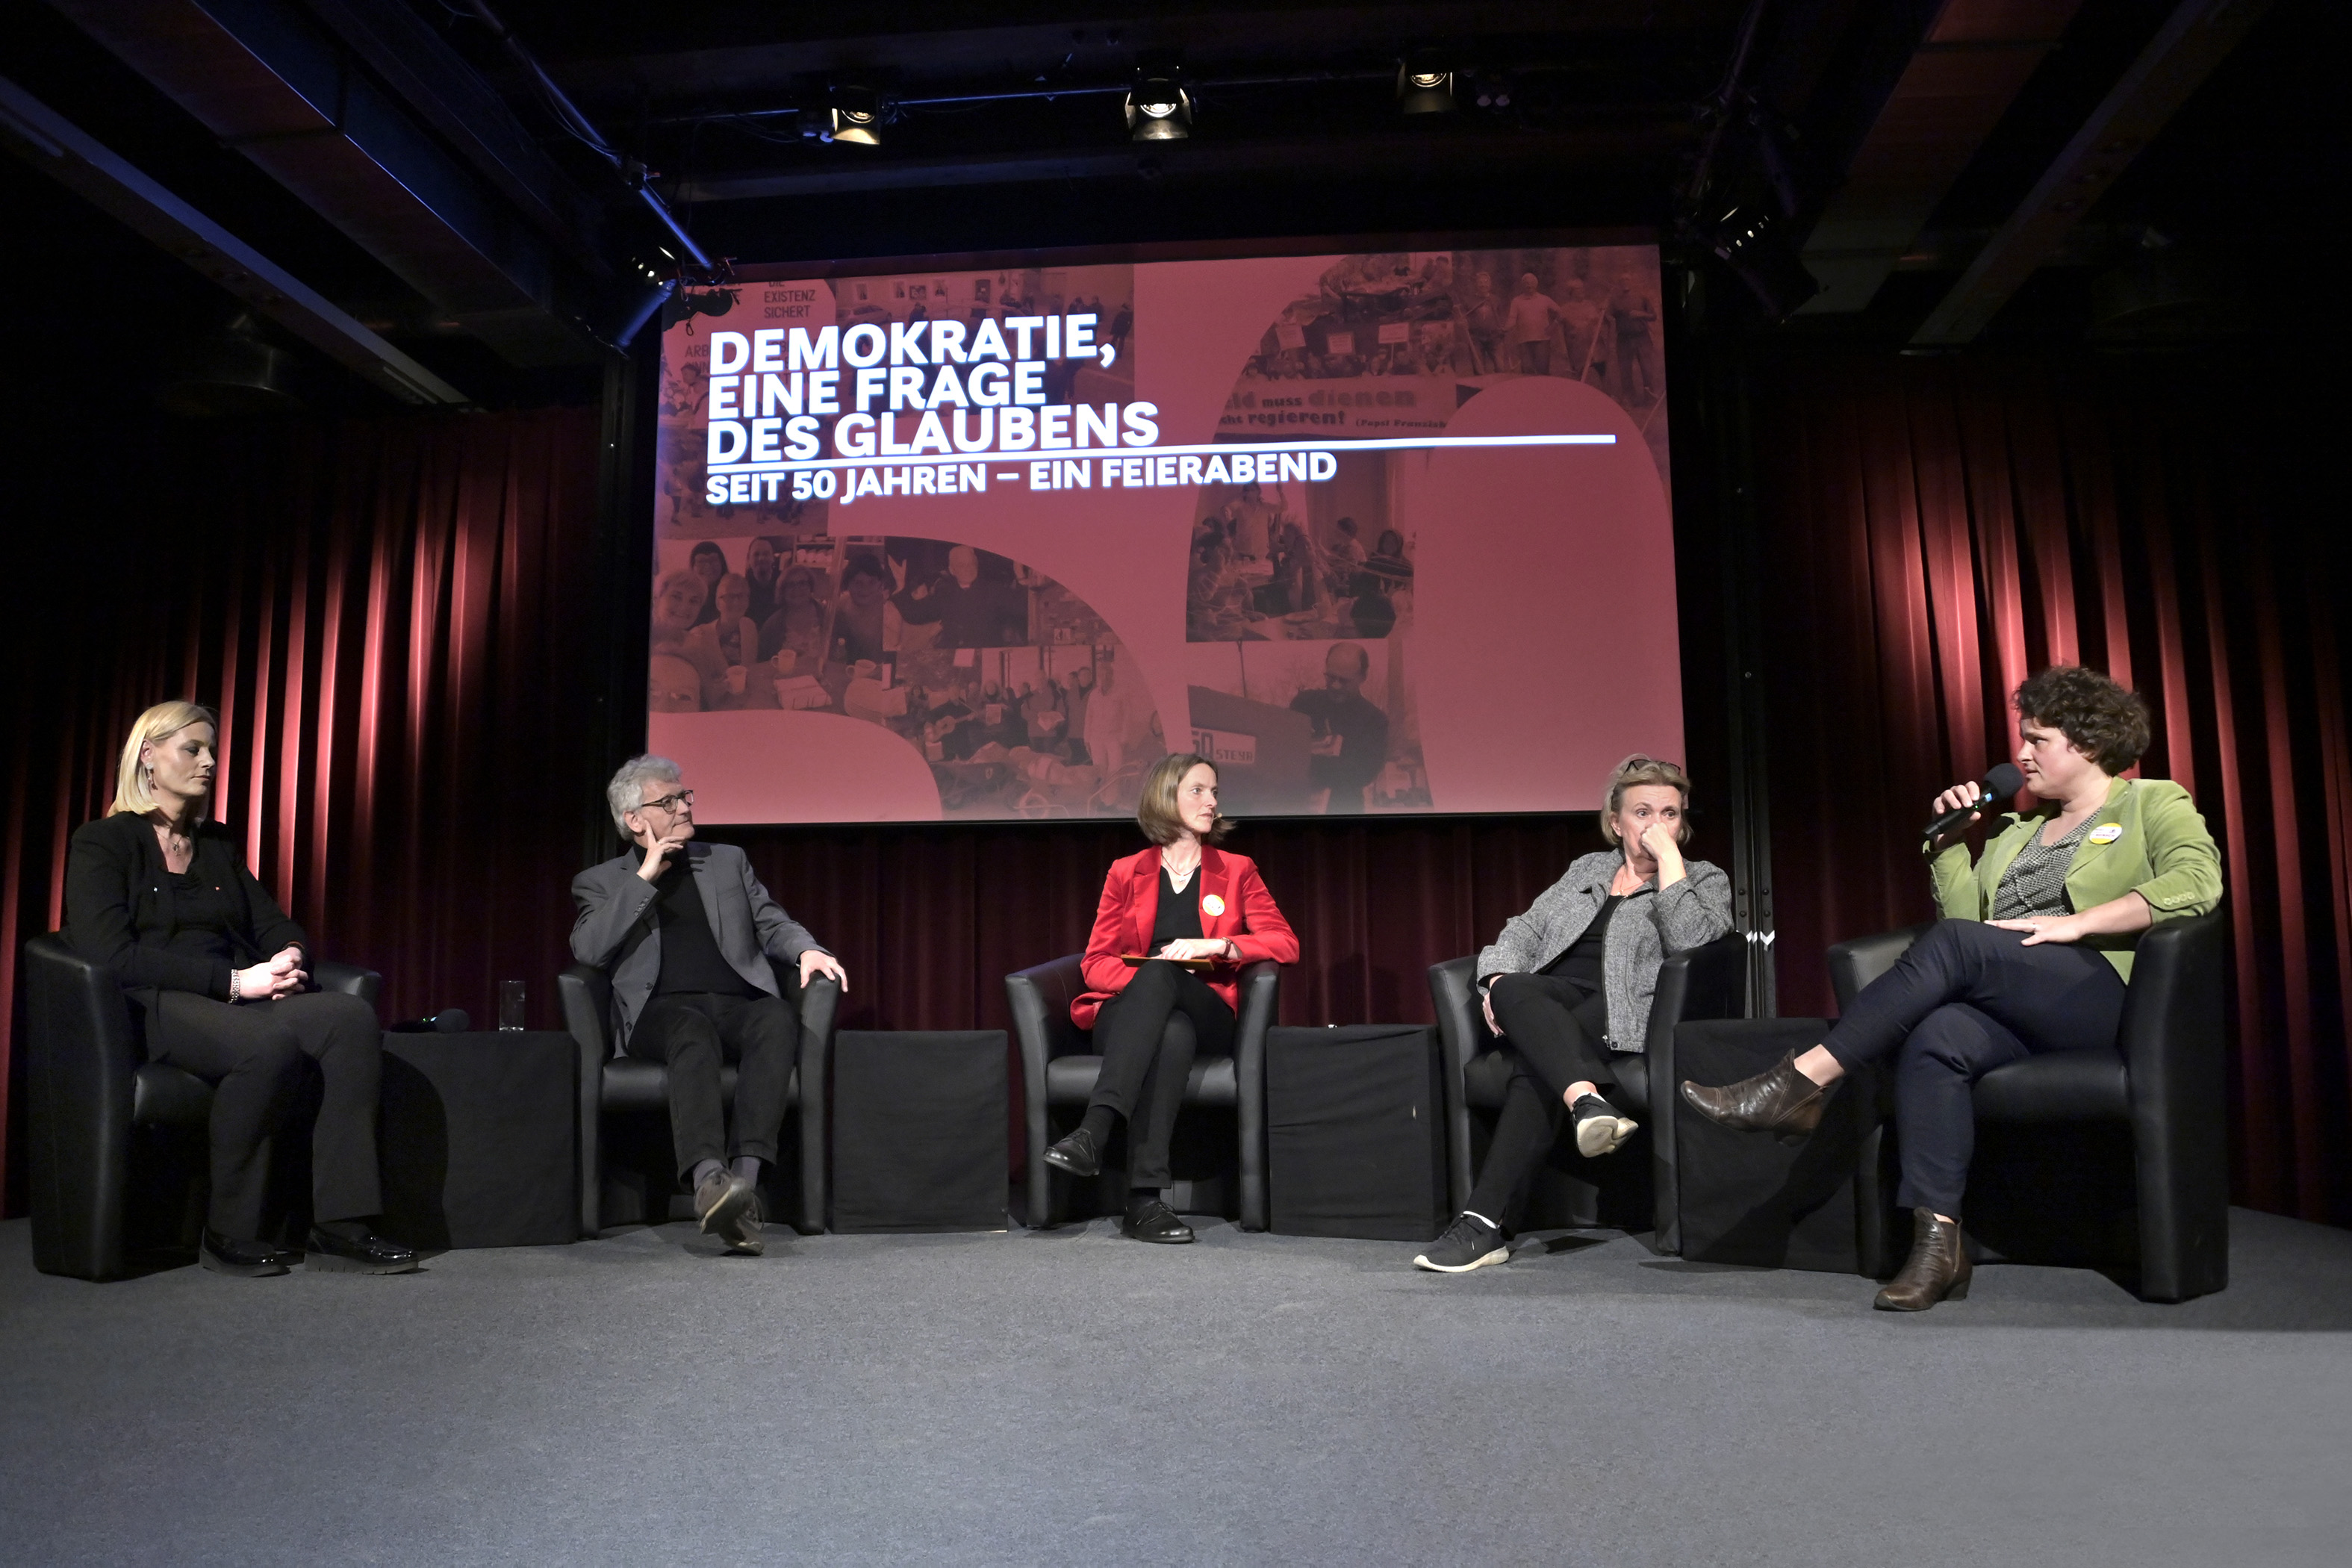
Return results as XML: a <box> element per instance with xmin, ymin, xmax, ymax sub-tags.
<box><xmin>1598</xmin><ymin>754</ymin><xmax>1693</xmax><ymax>846</ymax></box>
<box><xmin>1136</xmin><ymin>753</ymin><xmax>1232</xmax><ymax>845</ymax></box>
<box><xmin>2014</xmin><ymin>666</ymin><xmax>2150</xmax><ymax>773</ymax></box>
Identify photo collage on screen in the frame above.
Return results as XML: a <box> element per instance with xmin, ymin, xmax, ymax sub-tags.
<box><xmin>650</xmin><ymin>262</ymin><xmax>1156</xmax><ymax>821</ymax></box>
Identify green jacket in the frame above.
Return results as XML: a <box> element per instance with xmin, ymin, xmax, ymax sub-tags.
<box><xmin>1926</xmin><ymin>777</ymin><xmax>2222</xmax><ymax>983</ymax></box>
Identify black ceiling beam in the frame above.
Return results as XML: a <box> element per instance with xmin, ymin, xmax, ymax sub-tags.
<box><xmin>1910</xmin><ymin>0</ymin><xmax>2273</xmax><ymax>345</ymax></box>
<box><xmin>50</xmin><ymin>0</ymin><xmax>622</xmax><ymax>365</ymax></box>
<box><xmin>677</xmin><ymin>118</ymin><xmax>1691</xmax><ymax>203</ymax></box>
<box><xmin>538</xmin><ymin>2</ymin><xmax>1730</xmax><ymax>107</ymax></box>
<box><xmin>0</xmin><ymin>72</ymin><xmax>468</xmax><ymax>404</ymax></box>
<box><xmin>296</xmin><ymin>0</ymin><xmax>613</xmax><ymax>277</ymax></box>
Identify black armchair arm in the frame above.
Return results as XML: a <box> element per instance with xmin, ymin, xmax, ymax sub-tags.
<box><xmin>25</xmin><ymin>935</ymin><xmax>138</xmax><ymax>1280</ymax></box>
<box><xmin>558</xmin><ymin>963</ymin><xmax>613</xmax><ymax>1237</ymax></box>
<box><xmin>1006</xmin><ymin>954</ymin><xmax>1089</xmax><ymax>1232</ymax></box>
<box><xmin>311</xmin><ymin>960</ymin><xmax>381</xmax><ymax>1006</ymax></box>
<box><xmin>789</xmin><ymin>973</ymin><xmax>841</xmax><ymax>1235</ymax></box>
<box><xmin>1642</xmin><ymin>932</ymin><xmax>1749</xmax><ymax>1254</ymax></box>
<box><xmin>2119</xmin><ymin>911</ymin><xmax>2228</xmax><ymax>1301</ymax></box>
<box><xmin>1231</xmin><ymin>959</ymin><xmax>1281</xmax><ymax>1232</ymax></box>
<box><xmin>1826</xmin><ymin>924</ymin><xmax>1931</xmax><ymax>1014</ymax></box>
<box><xmin>1427</xmin><ymin>956</ymin><xmax>1483</xmax><ymax>1215</ymax></box>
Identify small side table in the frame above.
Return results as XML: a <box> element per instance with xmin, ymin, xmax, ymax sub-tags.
<box><xmin>1266</xmin><ymin>1024</ymin><xmax>1448</xmax><ymax>1241</ymax></box>
<box><xmin>1673</xmin><ymin>1019</ymin><xmax>1876</xmax><ymax>1274</ymax></box>
<box><xmin>379</xmin><ymin>1030</ymin><xmax>578</xmax><ymax>1249</ymax></box>
<box><xmin>830</xmin><ymin>1030</ymin><xmax>1009</xmax><ymax>1231</ymax></box>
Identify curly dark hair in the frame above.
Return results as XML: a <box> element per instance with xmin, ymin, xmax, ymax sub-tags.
<box><xmin>2012</xmin><ymin>666</ymin><xmax>2150</xmax><ymax>773</ymax></box>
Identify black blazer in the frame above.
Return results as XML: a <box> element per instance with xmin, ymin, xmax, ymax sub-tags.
<box><xmin>63</xmin><ymin>812</ymin><xmax>308</xmax><ymax>1005</ymax></box>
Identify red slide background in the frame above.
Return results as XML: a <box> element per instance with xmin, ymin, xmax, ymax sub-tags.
<box><xmin>647</xmin><ymin>246</ymin><xmax>1679</xmax><ymax>822</ymax></box>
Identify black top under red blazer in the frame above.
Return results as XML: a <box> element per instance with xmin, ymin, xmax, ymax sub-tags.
<box><xmin>63</xmin><ymin>811</ymin><xmax>308</xmax><ymax>1007</ymax></box>
<box><xmin>1072</xmin><ymin>844</ymin><xmax>1298</xmax><ymax>1030</ymax></box>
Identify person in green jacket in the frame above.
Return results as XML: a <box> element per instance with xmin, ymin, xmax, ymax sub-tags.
<box><xmin>1681</xmin><ymin>666</ymin><xmax>2221</xmax><ymax>1312</ymax></box>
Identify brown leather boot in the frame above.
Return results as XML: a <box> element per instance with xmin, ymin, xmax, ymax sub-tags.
<box><xmin>1873</xmin><ymin>1208</ymin><xmax>1972</xmax><ymax>1311</ymax></box>
<box><xmin>1679</xmin><ymin>1049</ymin><xmax>1828</xmax><ymax>1140</ymax></box>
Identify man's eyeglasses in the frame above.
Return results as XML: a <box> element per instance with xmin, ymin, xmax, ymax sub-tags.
<box><xmin>641</xmin><ymin>789</ymin><xmax>694</xmax><ymax>814</ymax></box>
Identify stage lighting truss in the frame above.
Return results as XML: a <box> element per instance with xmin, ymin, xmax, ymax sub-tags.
<box><xmin>1124</xmin><ymin>68</ymin><xmax>1192</xmax><ymax>141</ymax></box>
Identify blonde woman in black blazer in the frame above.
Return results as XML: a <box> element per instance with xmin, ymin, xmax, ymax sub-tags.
<box><xmin>64</xmin><ymin>701</ymin><xmax>416</xmax><ymax>1278</ymax></box>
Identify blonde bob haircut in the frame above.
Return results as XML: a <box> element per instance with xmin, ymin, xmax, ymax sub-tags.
<box><xmin>1135</xmin><ymin>752</ymin><xmax>1233</xmax><ymax>846</ymax></box>
<box><xmin>111</xmin><ymin>700</ymin><xmax>220</xmax><ymax>818</ymax></box>
<box><xmin>1598</xmin><ymin>753</ymin><xmax>1693</xmax><ymax>846</ymax></box>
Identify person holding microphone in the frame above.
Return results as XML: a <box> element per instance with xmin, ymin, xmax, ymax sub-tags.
<box><xmin>1681</xmin><ymin>667</ymin><xmax>2222</xmax><ymax>1310</ymax></box>
<box><xmin>1041</xmin><ymin>753</ymin><xmax>1299</xmax><ymax>1243</ymax></box>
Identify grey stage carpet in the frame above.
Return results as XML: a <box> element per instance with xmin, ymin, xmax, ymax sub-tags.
<box><xmin>4</xmin><ymin>1209</ymin><xmax>2350</xmax><ymax>1567</ymax></box>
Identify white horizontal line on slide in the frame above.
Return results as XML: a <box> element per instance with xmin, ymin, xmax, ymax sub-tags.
<box><xmin>706</xmin><ymin>432</ymin><xmax>1617</xmax><ymax>475</ymax></box>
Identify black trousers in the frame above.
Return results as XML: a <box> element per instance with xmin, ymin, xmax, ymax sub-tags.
<box><xmin>1089</xmin><ymin>959</ymin><xmax>1235</xmax><ymax>1188</ymax></box>
<box><xmin>149</xmin><ymin>989</ymin><xmax>385</xmax><ymax>1239</ymax></box>
<box><xmin>1467</xmin><ymin>974</ymin><xmax>1635</xmax><ymax>1222</ymax></box>
<box><xmin>629</xmin><ymin>991</ymin><xmax>800</xmax><ymax>1179</ymax></box>
<box><xmin>1823</xmin><ymin>919</ymin><xmax>2128</xmax><ymax>1216</ymax></box>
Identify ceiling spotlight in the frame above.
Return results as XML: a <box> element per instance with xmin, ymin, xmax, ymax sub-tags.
<box><xmin>1398</xmin><ymin>59</ymin><xmax>1456</xmax><ymax>114</ymax></box>
<box><xmin>1125</xmin><ymin>67</ymin><xmax>1191</xmax><ymax>141</ymax></box>
<box><xmin>1700</xmin><ymin>205</ymin><xmax>1820</xmax><ymax>321</ymax></box>
<box><xmin>825</xmin><ymin>85</ymin><xmax>885</xmax><ymax>146</ymax></box>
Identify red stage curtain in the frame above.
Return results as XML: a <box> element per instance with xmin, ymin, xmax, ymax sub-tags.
<box><xmin>1752</xmin><ymin>348</ymin><xmax>2352</xmax><ymax>1223</ymax></box>
<box><xmin>6</xmin><ymin>348</ymin><xmax>2345</xmax><ymax>1228</ymax></box>
<box><xmin>0</xmin><ymin>406</ymin><xmax>604</xmax><ymax>1210</ymax></box>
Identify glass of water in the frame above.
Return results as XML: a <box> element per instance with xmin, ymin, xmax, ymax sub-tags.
<box><xmin>498</xmin><ymin>980</ymin><xmax>526</xmax><ymax>1031</ymax></box>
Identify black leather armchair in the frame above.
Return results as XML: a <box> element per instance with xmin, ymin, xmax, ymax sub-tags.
<box><xmin>1431</xmin><ymin>933</ymin><xmax>1749</xmax><ymax>1250</ymax></box>
<box><xmin>1829</xmin><ymin>912</ymin><xmax>2228</xmax><ymax>1301</ymax></box>
<box><xmin>557</xmin><ymin>962</ymin><xmax>839</xmax><ymax>1236</ymax></box>
<box><xmin>25</xmin><ymin>933</ymin><xmax>382</xmax><ymax>1281</ymax></box>
<box><xmin>1005</xmin><ymin>955</ymin><xmax>1281</xmax><ymax>1230</ymax></box>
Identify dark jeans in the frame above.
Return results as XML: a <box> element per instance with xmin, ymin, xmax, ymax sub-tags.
<box><xmin>1466</xmin><ymin>974</ymin><xmax>1637</xmax><ymax>1222</ymax></box>
<box><xmin>1824</xmin><ymin>919</ymin><xmax>2128</xmax><ymax>1216</ymax></box>
<box><xmin>630</xmin><ymin>991</ymin><xmax>800</xmax><ymax>1179</ymax></box>
<box><xmin>149</xmin><ymin>989</ymin><xmax>385</xmax><ymax>1239</ymax></box>
<box><xmin>1089</xmin><ymin>959</ymin><xmax>1235</xmax><ymax>1188</ymax></box>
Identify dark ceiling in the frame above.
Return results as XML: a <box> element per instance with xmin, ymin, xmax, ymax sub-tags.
<box><xmin>1</xmin><ymin>0</ymin><xmax>2339</xmax><ymax>413</ymax></box>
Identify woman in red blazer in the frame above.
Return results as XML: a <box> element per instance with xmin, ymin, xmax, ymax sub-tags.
<box><xmin>1044</xmin><ymin>752</ymin><xmax>1299</xmax><ymax>1242</ymax></box>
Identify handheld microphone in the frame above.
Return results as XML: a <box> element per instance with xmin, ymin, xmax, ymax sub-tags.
<box><xmin>1923</xmin><ymin>763</ymin><xmax>2024</xmax><ymax>846</ymax></box>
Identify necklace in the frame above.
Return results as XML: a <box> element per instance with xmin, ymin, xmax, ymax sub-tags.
<box><xmin>1161</xmin><ymin>845</ymin><xmax>1200</xmax><ymax>890</ymax></box>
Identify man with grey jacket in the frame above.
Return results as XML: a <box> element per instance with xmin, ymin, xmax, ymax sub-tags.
<box><xmin>1414</xmin><ymin>756</ymin><xmax>1733</xmax><ymax>1274</ymax></box>
<box><xmin>573</xmin><ymin>756</ymin><xmax>848</xmax><ymax>1254</ymax></box>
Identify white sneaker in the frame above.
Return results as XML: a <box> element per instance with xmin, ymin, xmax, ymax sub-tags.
<box><xmin>1572</xmin><ymin>1095</ymin><xmax>1640</xmax><ymax>1158</ymax></box>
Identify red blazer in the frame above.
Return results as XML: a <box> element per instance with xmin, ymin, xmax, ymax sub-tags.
<box><xmin>1071</xmin><ymin>845</ymin><xmax>1299</xmax><ymax>1030</ymax></box>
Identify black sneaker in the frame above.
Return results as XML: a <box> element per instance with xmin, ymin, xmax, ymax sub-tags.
<box><xmin>1413</xmin><ymin>1211</ymin><xmax>1510</xmax><ymax>1274</ymax></box>
<box><xmin>1572</xmin><ymin>1093</ymin><xmax>1640</xmax><ymax>1158</ymax></box>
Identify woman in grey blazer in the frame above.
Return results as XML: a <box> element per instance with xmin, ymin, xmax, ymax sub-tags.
<box><xmin>1415</xmin><ymin>756</ymin><xmax>1735</xmax><ymax>1273</ymax></box>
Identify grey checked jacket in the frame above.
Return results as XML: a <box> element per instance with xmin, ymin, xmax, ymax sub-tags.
<box><xmin>1475</xmin><ymin>850</ymin><xmax>1735</xmax><ymax>1051</ymax></box>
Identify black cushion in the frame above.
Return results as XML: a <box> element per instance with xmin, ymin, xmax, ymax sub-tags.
<box><xmin>129</xmin><ymin>1062</ymin><xmax>212</xmax><ymax>1127</ymax></box>
<box><xmin>1044</xmin><ymin>1053</ymin><xmax>1237</xmax><ymax>1108</ymax></box>
<box><xmin>1973</xmin><ymin>1052</ymin><xmax>2129</xmax><ymax>1123</ymax></box>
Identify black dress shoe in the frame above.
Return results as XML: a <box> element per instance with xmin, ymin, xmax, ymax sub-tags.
<box><xmin>304</xmin><ymin>1225</ymin><xmax>420</xmax><ymax>1275</ymax></box>
<box><xmin>1120</xmin><ymin>1198</ymin><xmax>1195</xmax><ymax>1244</ymax></box>
<box><xmin>199</xmin><ymin>1229</ymin><xmax>296</xmax><ymax>1278</ymax></box>
<box><xmin>1042</xmin><ymin>1127</ymin><xmax>1102</xmax><ymax>1179</ymax></box>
